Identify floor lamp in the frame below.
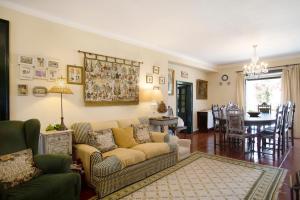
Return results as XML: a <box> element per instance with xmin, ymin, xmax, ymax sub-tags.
<box><xmin>48</xmin><ymin>77</ymin><xmax>73</xmax><ymax>131</ymax></box>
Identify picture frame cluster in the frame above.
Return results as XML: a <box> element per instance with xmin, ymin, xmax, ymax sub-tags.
<box><xmin>18</xmin><ymin>55</ymin><xmax>60</xmax><ymax>81</ymax></box>
<box><xmin>145</xmin><ymin>66</ymin><xmax>166</xmax><ymax>86</ymax></box>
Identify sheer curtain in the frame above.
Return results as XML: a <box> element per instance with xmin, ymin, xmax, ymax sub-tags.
<box><xmin>236</xmin><ymin>72</ymin><xmax>245</xmax><ymax>110</ymax></box>
<box><xmin>281</xmin><ymin>64</ymin><xmax>300</xmax><ymax>138</ymax></box>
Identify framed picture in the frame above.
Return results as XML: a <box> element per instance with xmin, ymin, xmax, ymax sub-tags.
<box><xmin>35</xmin><ymin>56</ymin><xmax>46</xmax><ymax>68</ymax></box>
<box><xmin>67</xmin><ymin>65</ymin><xmax>83</xmax><ymax>85</ymax></box>
<box><xmin>19</xmin><ymin>64</ymin><xmax>33</xmax><ymax>80</ymax></box>
<box><xmin>159</xmin><ymin>77</ymin><xmax>165</xmax><ymax>84</ymax></box>
<box><xmin>153</xmin><ymin>66</ymin><xmax>160</xmax><ymax>74</ymax></box>
<box><xmin>168</xmin><ymin>69</ymin><xmax>175</xmax><ymax>95</ymax></box>
<box><xmin>47</xmin><ymin>59</ymin><xmax>59</xmax><ymax>68</ymax></box>
<box><xmin>34</xmin><ymin>68</ymin><xmax>47</xmax><ymax>79</ymax></box>
<box><xmin>17</xmin><ymin>84</ymin><xmax>28</xmax><ymax>96</ymax></box>
<box><xmin>181</xmin><ymin>71</ymin><xmax>188</xmax><ymax>78</ymax></box>
<box><xmin>47</xmin><ymin>68</ymin><xmax>59</xmax><ymax>81</ymax></box>
<box><xmin>18</xmin><ymin>55</ymin><xmax>34</xmax><ymax>65</ymax></box>
<box><xmin>153</xmin><ymin>86</ymin><xmax>160</xmax><ymax>90</ymax></box>
<box><xmin>146</xmin><ymin>74</ymin><xmax>153</xmax><ymax>83</ymax></box>
<box><xmin>196</xmin><ymin>79</ymin><xmax>208</xmax><ymax>99</ymax></box>
<box><xmin>33</xmin><ymin>86</ymin><xmax>48</xmax><ymax>97</ymax></box>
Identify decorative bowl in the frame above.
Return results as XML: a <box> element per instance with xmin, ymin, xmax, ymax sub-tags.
<box><xmin>247</xmin><ymin>112</ymin><xmax>260</xmax><ymax>117</ymax></box>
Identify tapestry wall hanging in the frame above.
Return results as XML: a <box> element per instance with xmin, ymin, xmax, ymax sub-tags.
<box><xmin>82</xmin><ymin>51</ymin><xmax>141</xmax><ymax>106</ymax></box>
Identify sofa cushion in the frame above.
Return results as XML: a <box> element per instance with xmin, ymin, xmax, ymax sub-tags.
<box><xmin>102</xmin><ymin>148</ymin><xmax>146</xmax><ymax>168</ymax></box>
<box><xmin>71</xmin><ymin>122</ymin><xmax>92</xmax><ymax>144</ymax></box>
<box><xmin>0</xmin><ymin>149</ymin><xmax>41</xmax><ymax>189</ymax></box>
<box><xmin>112</xmin><ymin>127</ymin><xmax>137</xmax><ymax>148</ymax></box>
<box><xmin>90</xmin><ymin>120</ymin><xmax>119</xmax><ymax>131</ymax></box>
<box><xmin>150</xmin><ymin>132</ymin><xmax>168</xmax><ymax>143</ymax></box>
<box><xmin>132</xmin><ymin>124</ymin><xmax>151</xmax><ymax>144</ymax></box>
<box><xmin>87</xmin><ymin>129</ymin><xmax>117</xmax><ymax>153</ymax></box>
<box><xmin>117</xmin><ymin>118</ymin><xmax>140</xmax><ymax>128</ymax></box>
<box><xmin>131</xmin><ymin>143</ymin><xmax>170</xmax><ymax>159</ymax></box>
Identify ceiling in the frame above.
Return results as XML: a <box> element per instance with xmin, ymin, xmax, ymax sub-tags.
<box><xmin>1</xmin><ymin>0</ymin><xmax>300</xmax><ymax>68</ymax></box>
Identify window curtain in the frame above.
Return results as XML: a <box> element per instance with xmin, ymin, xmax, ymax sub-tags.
<box><xmin>281</xmin><ymin>64</ymin><xmax>300</xmax><ymax>138</ymax></box>
<box><xmin>236</xmin><ymin>72</ymin><xmax>245</xmax><ymax>110</ymax></box>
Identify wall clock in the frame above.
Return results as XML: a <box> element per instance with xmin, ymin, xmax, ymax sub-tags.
<box><xmin>221</xmin><ymin>74</ymin><xmax>228</xmax><ymax>81</ymax></box>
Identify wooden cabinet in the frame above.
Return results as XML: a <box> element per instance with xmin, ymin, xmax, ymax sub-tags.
<box><xmin>197</xmin><ymin>110</ymin><xmax>214</xmax><ymax>132</ymax></box>
<box><xmin>41</xmin><ymin>130</ymin><xmax>72</xmax><ymax>155</ymax></box>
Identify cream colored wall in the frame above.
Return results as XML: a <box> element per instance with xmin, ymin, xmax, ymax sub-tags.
<box><xmin>168</xmin><ymin>63</ymin><xmax>209</xmax><ymax>131</ymax></box>
<box><xmin>208</xmin><ymin>55</ymin><xmax>300</xmax><ymax>106</ymax></box>
<box><xmin>0</xmin><ymin>6</ymin><xmax>211</xmax><ymax>130</ymax></box>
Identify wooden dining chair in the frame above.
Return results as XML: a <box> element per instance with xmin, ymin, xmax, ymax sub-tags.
<box><xmin>288</xmin><ymin>102</ymin><xmax>296</xmax><ymax>146</ymax></box>
<box><xmin>258</xmin><ymin>102</ymin><xmax>272</xmax><ymax>113</ymax></box>
<box><xmin>211</xmin><ymin>104</ymin><xmax>220</xmax><ymax>148</ymax></box>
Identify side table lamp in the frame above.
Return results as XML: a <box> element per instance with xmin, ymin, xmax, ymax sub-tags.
<box><xmin>48</xmin><ymin>77</ymin><xmax>73</xmax><ymax>130</ymax></box>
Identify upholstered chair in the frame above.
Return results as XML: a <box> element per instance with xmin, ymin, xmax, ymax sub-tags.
<box><xmin>0</xmin><ymin>119</ymin><xmax>81</xmax><ymax>200</ymax></box>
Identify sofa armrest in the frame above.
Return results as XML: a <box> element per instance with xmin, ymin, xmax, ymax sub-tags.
<box><xmin>34</xmin><ymin>154</ymin><xmax>72</xmax><ymax>174</ymax></box>
<box><xmin>150</xmin><ymin>131</ymin><xmax>169</xmax><ymax>143</ymax></box>
<box><xmin>178</xmin><ymin>139</ymin><xmax>191</xmax><ymax>147</ymax></box>
<box><xmin>74</xmin><ymin>144</ymin><xmax>102</xmax><ymax>183</ymax></box>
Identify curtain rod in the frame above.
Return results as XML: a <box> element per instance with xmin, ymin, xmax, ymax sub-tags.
<box><xmin>235</xmin><ymin>63</ymin><xmax>300</xmax><ymax>73</ymax></box>
<box><xmin>78</xmin><ymin>50</ymin><xmax>143</xmax><ymax>64</ymax></box>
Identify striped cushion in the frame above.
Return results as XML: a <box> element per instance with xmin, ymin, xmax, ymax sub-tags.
<box><xmin>71</xmin><ymin>122</ymin><xmax>92</xmax><ymax>144</ymax></box>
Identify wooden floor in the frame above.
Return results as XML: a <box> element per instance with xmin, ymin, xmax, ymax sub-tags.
<box><xmin>81</xmin><ymin>131</ymin><xmax>300</xmax><ymax>200</ymax></box>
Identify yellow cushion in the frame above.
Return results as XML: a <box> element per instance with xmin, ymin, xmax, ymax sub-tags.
<box><xmin>150</xmin><ymin>131</ymin><xmax>167</xmax><ymax>143</ymax></box>
<box><xmin>117</xmin><ymin>118</ymin><xmax>140</xmax><ymax>128</ymax></box>
<box><xmin>102</xmin><ymin>148</ymin><xmax>146</xmax><ymax>168</ymax></box>
<box><xmin>131</xmin><ymin>143</ymin><xmax>170</xmax><ymax>159</ymax></box>
<box><xmin>112</xmin><ymin>127</ymin><xmax>137</xmax><ymax>148</ymax></box>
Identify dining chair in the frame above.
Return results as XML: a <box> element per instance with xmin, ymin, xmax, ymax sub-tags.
<box><xmin>282</xmin><ymin>103</ymin><xmax>292</xmax><ymax>152</ymax></box>
<box><xmin>258</xmin><ymin>102</ymin><xmax>272</xmax><ymax>113</ymax></box>
<box><xmin>226</xmin><ymin>109</ymin><xmax>256</xmax><ymax>154</ymax></box>
<box><xmin>212</xmin><ymin>104</ymin><xmax>220</xmax><ymax>148</ymax></box>
<box><xmin>258</xmin><ymin>105</ymin><xmax>284</xmax><ymax>158</ymax></box>
<box><xmin>288</xmin><ymin>102</ymin><xmax>296</xmax><ymax>146</ymax></box>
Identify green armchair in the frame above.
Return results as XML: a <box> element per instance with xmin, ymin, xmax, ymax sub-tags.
<box><xmin>0</xmin><ymin>119</ymin><xmax>81</xmax><ymax>200</ymax></box>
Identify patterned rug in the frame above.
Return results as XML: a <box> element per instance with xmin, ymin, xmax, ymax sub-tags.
<box><xmin>90</xmin><ymin>152</ymin><xmax>287</xmax><ymax>200</ymax></box>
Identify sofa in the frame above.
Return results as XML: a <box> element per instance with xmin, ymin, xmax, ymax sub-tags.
<box><xmin>0</xmin><ymin>119</ymin><xmax>81</xmax><ymax>200</ymax></box>
<box><xmin>71</xmin><ymin>117</ymin><xmax>189</xmax><ymax>198</ymax></box>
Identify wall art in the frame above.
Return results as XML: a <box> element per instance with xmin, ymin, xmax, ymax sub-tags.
<box><xmin>35</xmin><ymin>56</ymin><xmax>46</xmax><ymax>68</ymax></box>
<box><xmin>47</xmin><ymin>59</ymin><xmax>59</xmax><ymax>68</ymax></box>
<box><xmin>181</xmin><ymin>71</ymin><xmax>188</xmax><ymax>78</ymax></box>
<box><xmin>153</xmin><ymin>66</ymin><xmax>160</xmax><ymax>74</ymax></box>
<box><xmin>196</xmin><ymin>79</ymin><xmax>208</xmax><ymax>99</ymax></box>
<box><xmin>47</xmin><ymin>68</ymin><xmax>59</xmax><ymax>81</ymax></box>
<box><xmin>18</xmin><ymin>55</ymin><xmax>34</xmax><ymax>65</ymax></box>
<box><xmin>33</xmin><ymin>86</ymin><xmax>48</xmax><ymax>97</ymax></box>
<box><xmin>159</xmin><ymin>76</ymin><xmax>165</xmax><ymax>84</ymax></box>
<box><xmin>146</xmin><ymin>74</ymin><xmax>153</xmax><ymax>83</ymax></box>
<box><xmin>84</xmin><ymin>54</ymin><xmax>141</xmax><ymax>105</ymax></box>
<box><xmin>168</xmin><ymin>69</ymin><xmax>175</xmax><ymax>95</ymax></box>
<box><xmin>17</xmin><ymin>84</ymin><xmax>28</xmax><ymax>96</ymax></box>
<box><xmin>19</xmin><ymin>64</ymin><xmax>33</xmax><ymax>80</ymax></box>
<box><xmin>34</xmin><ymin>68</ymin><xmax>47</xmax><ymax>80</ymax></box>
<box><xmin>67</xmin><ymin>65</ymin><xmax>83</xmax><ymax>85</ymax></box>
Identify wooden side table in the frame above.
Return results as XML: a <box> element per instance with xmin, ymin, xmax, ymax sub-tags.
<box><xmin>40</xmin><ymin>130</ymin><xmax>72</xmax><ymax>155</ymax></box>
<box><xmin>149</xmin><ymin>117</ymin><xmax>178</xmax><ymax>134</ymax></box>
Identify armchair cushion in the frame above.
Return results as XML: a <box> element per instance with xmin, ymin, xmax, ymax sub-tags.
<box><xmin>34</xmin><ymin>154</ymin><xmax>72</xmax><ymax>174</ymax></box>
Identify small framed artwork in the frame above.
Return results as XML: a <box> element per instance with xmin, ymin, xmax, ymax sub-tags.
<box><xmin>159</xmin><ymin>77</ymin><xmax>165</xmax><ymax>84</ymax></box>
<box><xmin>181</xmin><ymin>71</ymin><xmax>188</xmax><ymax>78</ymax></box>
<box><xmin>17</xmin><ymin>84</ymin><xmax>29</xmax><ymax>96</ymax></box>
<box><xmin>146</xmin><ymin>74</ymin><xmax>153</xmax><ymax>83</ymax></box>
<box><xmin>47</xmin><ymin>59</ymin><xmax>59</xmax><ymax>68</ymax></box>
<box><xmin>153</xmin><ymin>66</ymin><xmax>160</xmax><ymax>74</ymax></box>
<box><xmin>18</xmin><ymin>55</ymin><xmax>34</xmax><ymax>65</ymax></box>
<box><xmin>168</xmin><ymin>69</ymin><xmax>175</xmax><ymax>95</ymax></box>
<box><xmin>19</xmin><ymin>64</ymin><xmax>33</xmax><ymax>80</ymax></box>
<box><xmin>34</xmin><ymin>68</ymin><xmax>47</xmax><ymax>80</ymax></box>
<box><xmin>33</xmin><ymin>86</ymin><xmax>48</xmax><ymax>97</ymax></box>
<box><xmin>35</xmin><ymin>56</ymin><xmax>46</xmax><ymax>68</ymax></box>
<box><xmin>196</xmin><ymin>79</ymin><xmax>208</xmax><ymax>99</ymax></box>
<box><xmin>67</xmin><ymin>65</ymin><xmax>83</xmax><ymax>85</ymax></box>
<box><xmin>47</xmin><ymin>68</ymin><xmax>59</xmax><ymax>81</ymax></box>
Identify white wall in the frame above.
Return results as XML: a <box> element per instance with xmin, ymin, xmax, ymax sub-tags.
<box><xmin>0</xmin><ymin>6</ymin><xmax>211</xmax><ymax>130</ymax></box>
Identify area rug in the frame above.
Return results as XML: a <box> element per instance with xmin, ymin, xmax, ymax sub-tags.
<box><xmin>90</xmin><ymin>152</ymin><xmax>287</xmax><ymax>200</ymax></box>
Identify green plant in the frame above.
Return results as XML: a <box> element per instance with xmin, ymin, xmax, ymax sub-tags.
<box><xmin>45</xmin><ymin>123</ymin><xmax>62</xmax><ymax>131</ymax></box>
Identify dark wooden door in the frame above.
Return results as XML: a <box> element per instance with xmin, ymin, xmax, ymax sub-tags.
<box><xmin>0</xmin><ymin>19</ymin><xmax>9</xmax><ymax>120</ymax></box>
<box><xmin>176</xmin><ymin>81</ymin><xmax>193</xmax><ymax>133</ymax></box>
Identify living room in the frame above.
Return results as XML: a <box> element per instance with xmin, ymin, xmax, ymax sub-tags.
<box><xmin>0</xmin><ymin>1</ymin><xmax>300</xmax><ymax>200</ymax></box>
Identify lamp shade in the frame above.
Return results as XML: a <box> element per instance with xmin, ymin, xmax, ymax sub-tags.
<box><xmin>48</xmin><ymin>77</ymin><xmax>73</xmax><ymax>94</ymax></box>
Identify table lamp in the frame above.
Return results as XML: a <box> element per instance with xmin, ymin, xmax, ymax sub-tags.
<box><xmin>48</xmin><ymin>77</ymin><xmax>73</xmax><ymax>130</ymax></box>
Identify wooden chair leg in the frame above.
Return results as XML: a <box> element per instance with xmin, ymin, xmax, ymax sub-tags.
<box><xmin>292</xmin><ymin>128</ymin><xmax>295</xmax><ymax>146</ymax></box>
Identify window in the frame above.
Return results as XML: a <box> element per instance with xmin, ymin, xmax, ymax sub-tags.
<box><xmin>245</xmin><ymin>72</ymin><xmax>282</xmax><ymax>112</ymax></box>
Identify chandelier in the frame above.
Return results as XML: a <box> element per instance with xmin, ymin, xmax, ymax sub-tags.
<box><xmin>243</xmin><ymin>45</ymin><xmax>268</xmax><ymax>77</ymax></box>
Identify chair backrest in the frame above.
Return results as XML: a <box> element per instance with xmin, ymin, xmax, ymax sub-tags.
<box><xmin>0</xmin><ymin>119</ymin><xmax>40</xmax><ymax>156</ymax></box>
<box><xmin>288</xmin><ymin>102</ymin><xmax>296</xmax><ymax>128</ymax></box>
<box><xmin>282</xmin><ymin>103</ymin><xmax>291</xmax><ymax>135</ymax></box>
<box><xmin>226</xmin><ymin>109</ymin><xmax>245</xmax><ymax>134</ymax></box>
<box><xmin>258</xmin><ymin>102</ymin><xmax>271</xmax><ymax>113</ymax></box>
<box><xmin>273</xmin><ymin>105</ymin><xmax>284</xmax><ymax>134</ymax></box>
<box><xmin>211</xmin><ymin>104</ymin><xmax>220</xmax><ymax>128</ymax></box>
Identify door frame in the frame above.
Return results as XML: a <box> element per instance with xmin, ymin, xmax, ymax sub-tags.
<box><xmin>176</xmin><ymin>81</ymin><xmax>193</xmax><ymax>133</ymax></box>
<box><xmin>0</xmin><ymin>19</ymin><xmax>9</xmax><ymax>120</ymax></box>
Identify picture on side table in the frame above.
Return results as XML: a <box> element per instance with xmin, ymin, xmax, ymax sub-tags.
<box><xmin>17</xmin><ymin>84</ymin><xmax>29</xmax><ymax>96</ymax></box>
<box><xmin>67</xmin><ymin>65</ymin><xmax>83</xmax><ymax>85</ymax></box>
